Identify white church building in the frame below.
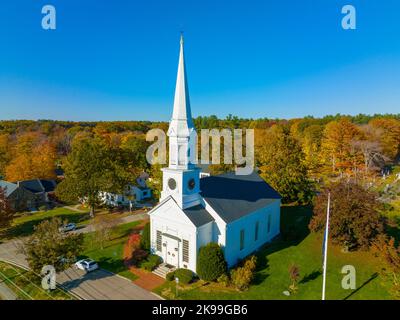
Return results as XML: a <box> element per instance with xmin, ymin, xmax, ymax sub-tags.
<box><xmin>149</xmin><ymin>36</ymin><xmax>281</xmax><ymax>273</ymax></box>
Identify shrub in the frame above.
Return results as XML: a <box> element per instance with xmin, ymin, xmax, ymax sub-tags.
<box><xmin>139</xmin><ymin>254</ymin><xmax>161</xmax><ymax>271</ymax></box>
<box><xmin>131</xmin><ymin>249</ymin><xmax>148</xmax><ymax>266</ymax></box>
<box><xmin>140</xmin><ymin>222</ymin><xmax>150</xmax><ymax>251</ymax></box>
<box><xmin>230</xmin><ymin>255</ymin><xmax>257</xmax><ymax>291</ymax></box>
<box><xmin>174</xmin><ymin>268</ymin><xmax>193</xmax><ymax>284</ymax></box>
<box><xmin>166</xmin><ymin>271</ymin><xmax>175</xmax><ymax>281</ymax></box>
<box><xmin>243</xmin><ymin>255</ymin><xmax>257</xmax><ymax>272</ymax></box>
<box><xmin>230</xmin><ymin>266</ymin><xmax>253</xmax><ymax>291</ymax></box>
<box><xmin>197</xmin><ymin>243</ymin><xmax>227</xmax><ymax>281</ymax></box>
<box><xmin>217</xmin><ymin>274</ymin><xmax>230</xmax><ymax>287</ymax></box>
<box><xmin>288</xmin><ymin>264</ymin><xmax>300</xmax><ymax>294</ymax></box>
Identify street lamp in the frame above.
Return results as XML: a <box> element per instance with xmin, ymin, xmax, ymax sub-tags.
<box><xmin>175</xmin><ymin>277</ymin><xmax>179</xmax><ymax>297</ymax></box>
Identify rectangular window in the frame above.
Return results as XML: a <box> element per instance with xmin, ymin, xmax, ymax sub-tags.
<box><xmin>156</xmin><ymin>230</ymin><xmax>162</xmax><ymax>252</ymax></box>
<box><xmin>267</xmin><ymin>215</ymin><xmax>271</xmax><ymax>234</ymax></box>
<box><xmin>240</xmin><ymin>229</ymin><xmax>245</xmax><ymax>251</ymax></box>
<box><xmin>255</xmin><ymin>221</ymin><xmax>259</xmax><ymax>241</ymax></box>
<box><xmin>182</xmin><ymin>239</ymin><xmax>189</xmax><ymax>263</ymax></box>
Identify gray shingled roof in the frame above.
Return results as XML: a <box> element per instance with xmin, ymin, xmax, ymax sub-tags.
<box><xmin>182</xmin><ymin>204</ymin><xmax>214</xmax><ymax>227</ymax></box>
<box><xmin>17</xmin><ymin>179</ymin><xmax>45</xmax><ymax>193</ymax></box>
<box><xmin>200</xmin><ymin>171</ymin><xmax>281</xmax><ymax>223</ymax></box>
<box><xmin>0</xmin><ymin>180</ymin><xmax>18</xmax><ymax>197</ymax></box>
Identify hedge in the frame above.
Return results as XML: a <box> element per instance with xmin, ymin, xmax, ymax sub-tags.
<box><xmin>196</xmin><ymin>243</ymin><xmax>227</xmax><ymax>281</ymax></box>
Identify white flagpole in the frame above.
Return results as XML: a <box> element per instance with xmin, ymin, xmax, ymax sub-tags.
<box><xmin>322</xmin><ymin>192</ymin><xmax>331</xmax><ymax>301</ymax></box>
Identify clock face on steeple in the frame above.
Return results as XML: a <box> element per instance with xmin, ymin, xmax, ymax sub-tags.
<box><xmin>188</xmin><ymin>178</ymin><xmax>195</xmax><ymax>191</ymax></box>
<box><xmin>168</xmin><ymin>178</ymin><xmax>177</xmax><ymax>190</ymax></box>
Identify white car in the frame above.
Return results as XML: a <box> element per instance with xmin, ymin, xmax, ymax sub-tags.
<box><xmin>59</xmin><ymin>223</ymin><xmax>76</xmax><ymax>233</ymax></box>
<box><xmin>74</xmin><ymin>259</ymin><xmax>99</xmax><ymax>272</ymax></box>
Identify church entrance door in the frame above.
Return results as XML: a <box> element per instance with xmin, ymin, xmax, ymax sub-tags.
<box><xmin>163</xmin><ymin>237</ymin><xmax>179</xmax><ymax>267</ymax></box>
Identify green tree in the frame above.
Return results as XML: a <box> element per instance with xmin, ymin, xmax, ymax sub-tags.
<box><xmin>197</xmin><ymin>243</ymin><xmax>227</xmax><ymax>281</ymax></box>
<box><xmin>257</xmin><ymin>125</ymin><xmax>314</xmax><ymax>204</ymax></box>
<box><xmin>140</xmin><ymin>222</ymin><xmax>150</xmax><ymax>251</ymax></box>
<box><xmin>24</xmin><ymin>218</ymin><xmax>84</xmax><ymax>274</ymax></box>
<box><xmin>309</xmin><ymin>181</ymin><xmax>384</xmax><ymax>250</ymax></box>
<box><xmin>55</xmin><ymin>137</ymin><xmax>126</xmax><ymax>217</ymax></box>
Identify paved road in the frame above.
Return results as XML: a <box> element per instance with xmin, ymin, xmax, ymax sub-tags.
<box><xmin>0</xmin><ymin>281</ymin><xmax>17</xmax><ymax>300</ymax></box>
<box><xmin>0</xmin><ymin>213</ymin><xmax>160</xmax><ymax>300</ymax></box>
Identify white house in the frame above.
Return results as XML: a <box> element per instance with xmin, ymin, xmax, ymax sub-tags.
<box><xmin>99</xmin><ymin>173</ymin><xmax>152</xmax><ymax>207</ymax></box>
<box><xmin>149</xmin><ymin>36</ymin><xmax>281</xmax><ymax>273</ymax></box>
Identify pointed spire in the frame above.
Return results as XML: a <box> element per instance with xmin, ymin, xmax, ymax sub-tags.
<box><xmin>168</xmin><ymin>34</ymin><xmax>195</xmax><ymax>137</ymax></box>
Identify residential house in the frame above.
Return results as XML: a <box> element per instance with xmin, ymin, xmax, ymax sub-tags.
<box><xmin>0</xmin><ymin>179</ymin><xmax>56</xmax><ymax>211</ymax></box>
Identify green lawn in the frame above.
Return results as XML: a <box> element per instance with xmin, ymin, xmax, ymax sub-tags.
<box><xmin>81</xmin><ymin>221</ymin><xmax>142</xmax><ymax>281</ymax></box>
<box><xmin>154</xmin><ymin>205</ymin><xmax>394</xmax><ymax>300</ymax></box>
<box><xmin>1</xmin><ymin>207</ymin><xmax>91</xmax><ymax>239</ymax></box>
<box><xmin>0</xmin><ymin>261</ymin><xmax>75</xmax><ymax>300</ymax></box>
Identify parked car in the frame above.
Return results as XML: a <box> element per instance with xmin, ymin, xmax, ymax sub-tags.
<box><xmin>59</xmin><ymin>223</ymin><xmax>76</xmax><ymax>233</ymax></box>
<box><xmin>74</xmin><ymin>259</ymin><xmax>99</xmax><ymax>272</ymax></box>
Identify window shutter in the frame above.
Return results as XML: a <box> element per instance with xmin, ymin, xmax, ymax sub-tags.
<box><xmin>182</xmin><ymin>239</ymin><xmax>189</xmax><ymax>263</ymax></box>
<box><xmin>156</xmin><ymin>231</ymin><xmax>162</xmax><ymax>251</ymax></box>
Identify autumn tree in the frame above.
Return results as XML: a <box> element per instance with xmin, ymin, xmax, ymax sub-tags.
<box><xmin>369</xmin><ymin>118</ymin><xmax>400</xmax><ymax>161</ymax></box>
<box><xmin>257</xmin><ymin>125</ymin><xmax>314</xmax><ymax>204</ymax></box>
<box><xmin>371</xmin><ymin>234</ymin><xmax>400</xmax><ymax>298</ymax></box>
<box><xmin>301</xmin><ymin>125</ymin><xmax>324</xmax><ymax>176</ymax></box>
<box><xmin>0</xmin><ymin>187</ymin><xmax>14</xmax><ymax>229</ymax></box>
<box><xmin>24</xmin><ymin>217</ymin><xmax>84</xmax><ymax>274</ymax></box>
<box><xmin>309</xmin><ymin>181</ymin><xmax>384</xmax><ymax>249</ymax></box>
<box><xmin>320</xmin><ymin>118</ymin><xmax>362</xmax><ymax>175</ymax></box>
<box><xmin>5</xmin><ymin>132</ymin><xmax>56</xmax><ymax>181</ymax></box>
<box><xmin>0</xmin><ymin>134</ymin><xmax>12</xmax><ymax>179</ymax></box>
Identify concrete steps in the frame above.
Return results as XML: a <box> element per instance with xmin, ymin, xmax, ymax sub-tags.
<box><xmin>152</xmin><ymin>263</ymin><xmax>175</xmax><ymax>279</ymax></box>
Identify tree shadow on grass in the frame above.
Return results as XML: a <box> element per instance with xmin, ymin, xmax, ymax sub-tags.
<box><xmin>299</xmin><ymin>270</ymin><xmax>322</xmax><ymax>284</ymax></box>
<box><xmin>343</xmin><ymin>272</ymin><xmax>379</xmax><ymax>300</ymax></box>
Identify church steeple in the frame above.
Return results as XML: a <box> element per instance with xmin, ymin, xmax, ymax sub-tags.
<box><xmin>167</xmin><ymin>35</ymin><xmax>197</xmax><ymax>170</ymax></box>
<box><xmin>160</xmin><ymin>35</ymin><xmax>201</xmax><ymax>210</ymax></box>
<box><xmin>167</xmin><ymin>34</ymin><xmax>195</xmax><ymax>139</ymax></box>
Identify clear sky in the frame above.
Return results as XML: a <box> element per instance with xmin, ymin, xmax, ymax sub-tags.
<box><xmin>0</xmin><ymin>0</ymin><xmax>399</xmax><ymax>121</ymax></box>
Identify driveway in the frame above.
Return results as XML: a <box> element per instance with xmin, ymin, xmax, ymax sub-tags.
<box><xmin>75</xmin><ymin>212</ymin><xmax>148</xmax><ymax>234</ymax></box>
<box><xmin>0</xmin><ymin>217</ymin><xmax>160</xmax><ymax>300</ymax></box>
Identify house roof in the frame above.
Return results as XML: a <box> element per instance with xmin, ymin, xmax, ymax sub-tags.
<box><xmin>0</xmin><ymin>180</ymin><xmax>18</xmax><ymax>197</ymax></box>
<box><xmin>182</xmin><ymin>204</ymin><xmax>215</xmax><ymax>227</ymax></box>
<box><xmin>17</xmin><ymin>179</ymin><xmax>45</xmax><ymax>193</ymax></box>
<box><xmin>40</xmin><ymin>180</ymin><xmax>56</xmax><ymax>193</ymax></box>
<box><xmin>16</xmin><ymin>179</ymin><xmax>56</xmax><ymax>194</ymax></box>
<box><xmin>200</xmin><ymin>171</ymin><xmax>281</xmax><ymax>223</ymax></box>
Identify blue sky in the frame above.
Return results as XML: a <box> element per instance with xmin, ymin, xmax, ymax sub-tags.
<box><xmin>0</xmin><ymin>0</ymin><xmax>399</xmax><ymax>121</ymax></box>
